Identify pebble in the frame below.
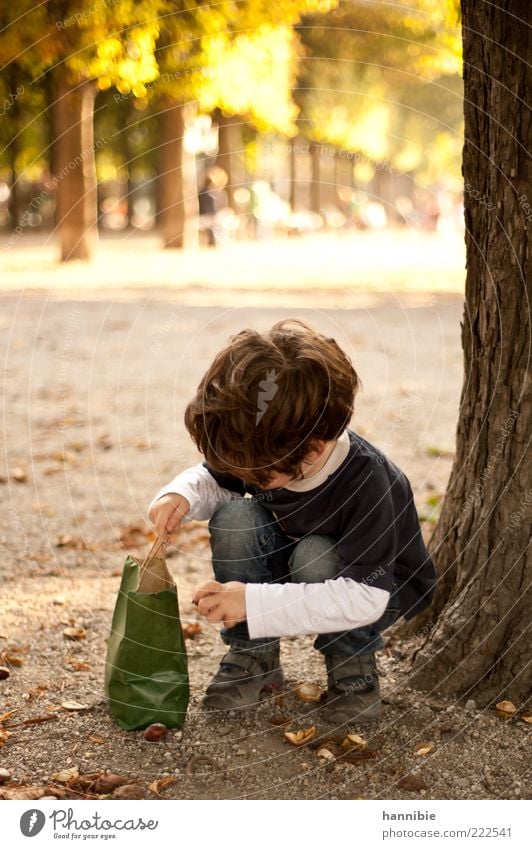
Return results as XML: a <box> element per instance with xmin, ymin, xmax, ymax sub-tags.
<box><xmin>465</xmin><ymin>699</ymin><xmax>477</xmax><ymax>711</ymax></box>
<box><xmin>236</xmin><ymin>749</ymin><xmax>246</xmax><ymax>756</ymax></box>
<box><xmin>0</xmin><ymin>768</ymin><xmax>11</xmax><ymax>785</ymax></box>
<box><xmin>164</xmin><ymin>752</ymin><xmax>173</xmax><ymax>760</ymax></box>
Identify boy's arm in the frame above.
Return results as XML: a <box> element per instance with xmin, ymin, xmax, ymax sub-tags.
<box><xmin>245</xmin><ymin>578</ymin><xmax>390</xmax><ymax>637</ymax></box>
<box><xmin>148</xmin><ymin>462</ymin><xmax>244</xmax><ymax>523</ymax></box>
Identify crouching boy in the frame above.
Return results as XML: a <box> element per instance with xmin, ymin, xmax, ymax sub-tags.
<box><xmin>149</xmin><ymin>320</ymin><xmax>436</xmax><ymax>724</ymax></box>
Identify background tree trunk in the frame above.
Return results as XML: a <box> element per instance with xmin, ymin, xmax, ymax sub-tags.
<box><xmin>159</xmin><ymin>99</ymin><xmax>198</xmax><ymax>249</ymax></box>
<box><xmin>53</xmin><ymin>75</ymin><xmax>97</xmax><ymax>261</ymax></box>
<box><xmin>214</xmin><ymin>109</ymin><xmax>245</xmax><ymax>212</ymax></box>
<box><xmin>309</xmin><ymin>141</ymin><xmax>321</xmax><ymax>213</ymax></box>
<box><xmin>407</xmin><ymin>0</ymin><xmax>531</xmax><ymax>707</ymax></box>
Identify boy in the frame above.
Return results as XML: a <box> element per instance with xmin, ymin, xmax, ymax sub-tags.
<box><xmin>148</xmin><ymin>320</ymin><xmax>436</xmax><ymax>724</ymax></box>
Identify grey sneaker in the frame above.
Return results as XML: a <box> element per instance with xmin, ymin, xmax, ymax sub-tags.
<box><xmin>202</xmin><ymin>649</ymin><xmax>284</xmax><ymax>711</ymax></box>
<box><xmin>321</xmin><ymin>653</ymin><xmax>381</xmax><ymax>724</ymax></box>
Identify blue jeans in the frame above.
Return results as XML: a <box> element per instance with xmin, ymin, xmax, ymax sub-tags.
<box><xmin>208</xmin><ymin>500</ymin><xmax>402</xmax><ymax>657</ymax></box>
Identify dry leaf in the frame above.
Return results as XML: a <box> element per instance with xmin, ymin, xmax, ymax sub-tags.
<box><xmin>149</xmin><ymin>777</ymin><xmax>177</xmax><ymax>797</ymax></box>
<box><xmin>61</xmin><ymin>701</ymin><xmax>89</xmax><ymax>712</ymax></box>
<box><xmin>89</xmin><ymin>735</ymin><xmax>106</xmax><ymax>745</ymax></box>
<box><xmin>520</xmin><ymin>715</ymin><xmax>532</xmax><ymax>724</ymax></box>
<box><xmin>316</xmin><ymin>747</ymin><xmax>336</xmax><ymax>761</ymax></box>
<box><xmin>0</xmin><ymin>709</ymin><xmax>18</xmax><ymax>723</ymax></box>
<box><xmin>495</xmin><ymin>700</ymin><xmax>516</xmax><ymax>718</ymax></box>
<box><xmin>93</xmin><ymin>773</ymin><xmax>129</xmax><ymax>794</ymax></box>
<box><xmin>65</xmin><ymin>657</ymin><xmax>91</xmax><ymax>672</ymax></box>
<box><xmin>112</xmin><ymin>784</ymin><xmax>145</xmax><ymax>800</ymax></box>
<box><xmin>0</xmin><ymin>785</ymin><xmax>60</xmax><ymax>801</ymax></box>
<box><xmin>413</xmin><ymin>743</ymin><xmax>434</xmax><ymax>756</ymax></box>
<box><xmin>10</xmin><ymin>467</ymin><xmax>28</xmax><ymax>483</ymax></box>
<box><xmin>283</xmin><ymin>726</ymin><xmax>316</xmax><ymax>746</ymax></box>
<box><xmin>63</xmin><ymin>627</ymin><xmax>87</xmax><ymax>641</ymax></box>
<box><xmin>294</xmin><ymin>682</ymin><xmax>323</xmax><ymax>703</ymax></box>
<box><xmin>183</xmin><ymin>623</ymin><xmax>203</xmax><ymax>640</ymax></box>
<box><xmin>52</xmin><ymin>767</ymin><xmax>79</xmax><ymax>784</ymax></box>
<box><xmin>0</xmin><ymin>728</ymin><xmax>11</xmax><ymax>748</ymax></box>
<box><xmin>341</xmin><ymin>733</ymin><xmax>368</xmax><ymax>752</ymax></box>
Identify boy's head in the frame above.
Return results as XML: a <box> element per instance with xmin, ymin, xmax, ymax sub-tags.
<box><xmin>184</xmin><ymin>319</ymin><xmax>359</xmax><ymax>488</ymax></box>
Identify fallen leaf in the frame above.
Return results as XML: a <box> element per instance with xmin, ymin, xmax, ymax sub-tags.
<box><xmin>112</xmin><ymin>784</ymin><xmax>145</xmax><ymax>800</ymax></box>
<box><xmin>63</xmin><ymin>627</ymin><xmax>87</xmax><ymax>641</ymax></box>
<box><xmin>89</xmin><ymin>735</ymin><xmax>106</xmax><ymax>745</ymax></box>
<box><xmin>93</xmin><ymin>773</ymin><xmax>129</xmax><ymax>794</ymax></box>
<box><xmin>398</xmin><ymin>773</ymin><xmax>427</xmax><ymax>792</ymax></box>
<box><xmin>316</xmin><ymin>747</ymin><xmax>336</xmax><ymax>761</ymax></box>
<box><xmin>294</xmin><ymin>682</ymin><xmax>323</xmax><ymax>703</ymax></box>
<box><xmin>0</xmin><ymin>709</ymin><xmax>18</xmax><ymax>723</ymax></box>
<box><xmin>495</xmin><ymin>700</ymin><xmax>516</xmax><ymax>718</ymax></box>
<box><xmin>413</xmin><ymin>742</ymin><xmax>434</xmax><ymax>756</ymax></box>
<box><xmin>283</xmin><ymin>726</ymin><xmax>316</xmax><ymax>746</ymax></box>
<box><xmin>0</xmin><ymin>785</ymin><xmax>61</xmax><ymax>800</ymax></box>
<box><xmin>149</xmin><ymin>776</ymin><xmax>177</xmax><ymax>797</ymax></box>
<box><xmin>341</xmin><ymin>733</ymin><xmax>368</xmax><ymax>752</ymax></box>
<box><xmin>65</xmin><ymin>657</ymin><xmax>92</xmax><ymax>672</ymax></box>
<box><xmin>520</xmin><ymin>715</ymin><xmax>532</xmax><ymax>724</ymax></box>
<box><xmin>0</xmin><ymin>728</ymin><xmax>11</xmax><ymax>748</ymax></box>
<box><xmin>61</xmin><ymin>701</ymin><xmax>89</xmax><ymax>712</ymax></box>
<box><xmin>52</xmin><ymin>767</ymin><xmax>79</xmax><ymax>784</ymax></box>
<box><xmin>183</xmin><ymin>623</ymin><xmax>203</xmax><ymax>639</ymax></box>
<box><xmin>10</xmin><ymin>467</ymin><xmax>28</xmax><ymax>483</ymax></box>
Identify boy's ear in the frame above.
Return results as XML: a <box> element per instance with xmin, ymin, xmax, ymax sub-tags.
<box><xmin>305</xmin><ymin>439</ymin><xmax>327</xmax><ymax>460</ymax></box>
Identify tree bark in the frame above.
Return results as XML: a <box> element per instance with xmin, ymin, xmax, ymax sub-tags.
<box><xmin>309</xmin><ymin>141</ymin><xmax>321</xmax><ymax>213</ymax></box>
<box><xmin>159</xmin><ymin>99</ymin><xmax>198</xmax><ymax>249</ymax></box>
<box><xmin>52</xmin><ymin>74</ymin><xmax>98</xmax><ymax>261</ymax></box>
<box><xmin>407</xmin><ymin>0</ymin><xmax>531</xmax><ymax>706</ymax></box>
<box><xmin>215</xmin><ymin>109</ymin><xmax>245</xmax><ymax>212</ymax></box>
<box><xmin>289</xmin><ymin>139</ymin><xmax>297</xmax><ymax>211</ymax></box>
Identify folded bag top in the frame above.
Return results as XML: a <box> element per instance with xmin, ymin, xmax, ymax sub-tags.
<box><xmin>105</xmin><ymin>533</ymin><xmax>189</xmax><ymax>731</ymax></box>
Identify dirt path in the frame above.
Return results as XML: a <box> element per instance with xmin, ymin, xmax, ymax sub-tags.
<box><xmin>0</xmin><ymin>275</ymin><xmax>529</xmax><ymax>800</ymax></box>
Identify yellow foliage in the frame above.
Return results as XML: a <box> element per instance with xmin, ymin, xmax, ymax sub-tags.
<box><xmin>199</xmin><ymin>25</ymin><xmax>299</xmax><ymax>133</ymax></box>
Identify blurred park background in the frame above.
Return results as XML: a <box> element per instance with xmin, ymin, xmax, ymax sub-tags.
<box><xmin>0</xmin><ymin>0</ymin><xmax>464</xmax><ymax>278</ymax></box>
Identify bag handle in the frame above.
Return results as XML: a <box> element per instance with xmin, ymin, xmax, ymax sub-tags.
<box><xmin>139</xmin><ymin>532</ymin><xmax>170</xmax><ymax>580</ymax></box>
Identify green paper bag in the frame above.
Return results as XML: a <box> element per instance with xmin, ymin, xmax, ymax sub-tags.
<box><xmin>104</xmin><ymin>534</ymin><xmax>189</xmax><ymax>730</ymax></box>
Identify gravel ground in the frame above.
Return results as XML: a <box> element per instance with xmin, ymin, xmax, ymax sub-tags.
<box><xmin>1</xmin><ymin>271</ymin><xmax>529</xmax><ymax>801</ymax></box>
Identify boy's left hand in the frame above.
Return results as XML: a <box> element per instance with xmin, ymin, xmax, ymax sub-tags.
<box><xmin>193</xmin><ymin>580</ymin><xmax>247</xmax><ymax>628</ymax></box>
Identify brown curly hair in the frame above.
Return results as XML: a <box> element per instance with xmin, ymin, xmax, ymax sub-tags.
<box><xmin>184</xmin><ymin>319</ymin><xmax>359</xmax><ymax>487</ymax></box>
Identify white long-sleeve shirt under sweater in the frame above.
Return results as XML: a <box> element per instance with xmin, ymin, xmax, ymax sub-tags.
<box><xmin>147</xmin><ymin>429</ymin><xmax>436</xmax><ymax>638</ymax></box>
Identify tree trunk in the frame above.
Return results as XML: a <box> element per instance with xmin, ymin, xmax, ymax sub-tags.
<box><xmin>215</xmin><ymin>109</ymin><xmax>244</xmax><ymax>212</ymax></box>
<box><xmin>52</xmin><ymin>75</ymin><xmax>97</xmax><ymax>261</ymax></box>
<box><xmin>289</xmin><ymin>140</ymin><xmax>297</xmax><ymax>212</ymax></box>
<box><xmin>407</xmin><ymin>0</ymin><xmax>531</xmax><ymax>707</ymax></box>
<box><xmin>159</xmin><ymin>99</ymin><xmax>198</xmax><ymax>249</ymax></box>
<box><xmin>309</xmin><ymin>141</ymin><xmax>321</xmax><ymax>214</ymax></box>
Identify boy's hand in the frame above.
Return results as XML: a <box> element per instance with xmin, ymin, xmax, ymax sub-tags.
<box><xmin>149</xmin><ymin>493</ymin><xmax>190</xmax><ymax>538</ymax></box>
<box><xmin>193</xmin><ymin>580</ymin><xmax>247</xmax><ymax>628</ymax></box>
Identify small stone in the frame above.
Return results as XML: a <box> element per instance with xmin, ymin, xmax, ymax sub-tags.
<box><xmin>173</xmin><ymin>731</ymin><xmax>182</xmax><ymax>742</ymax></box>
<box><xmin>236</xmin><ymin>748</ymin><xmax>246</xmax><ymax>756</ymax></box>
<box><xmin>465</xmin><ymin>699</ymin><xmax>476</xmax><ymax>711</ymax></box>
<box><xmin>164</xmin><ymin>752</ymin><xmax>173</xmax><ymax>760</ymax></box>
<box><xmin>0</xmin><ymin>768</ymin><xmax>11</xmax><ymax>785</ymax></box>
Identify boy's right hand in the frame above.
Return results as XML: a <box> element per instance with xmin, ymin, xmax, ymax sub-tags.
<box><xmin>149</xmin><ymin>493</ymin><xmax>190</xmax><ymax>538</ymax></box>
